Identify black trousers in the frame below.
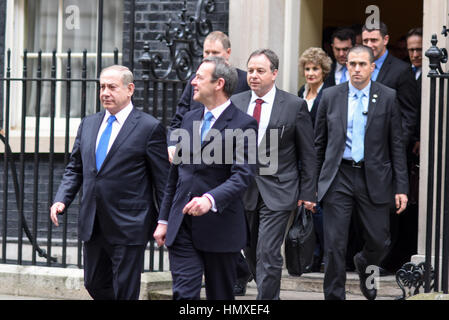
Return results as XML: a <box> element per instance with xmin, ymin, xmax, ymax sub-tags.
<box><xmin>322</xmin><ymin>162</ymin><xmax>391</xmax><ymax>300</ymax></box>
<box><xmin>83</xmin><ymin>219</ymin><xmax>146</xmax><ymax>300</ymax></box>
<box><xmin>168</xmin><ymin>216</ymin><xmax>240</xmax><ymax>300</ymax></box>
<box><xmin>235</xmin><ymin>252</ymin><xmax>251</xmax><ymax>284</ymax></box>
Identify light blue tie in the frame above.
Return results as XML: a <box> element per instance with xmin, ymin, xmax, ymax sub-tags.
<box><xmin>352</xmin><ymin>92</ymin><xmax>366</xmax><ymax>162</ymax></box>
<box><xmin>201</xmin><ymin>111</ymin><xmax>214</xmax><ymax>143</ymax></box>
<box><xmin>96</xmin><ymin>115</ymin><xmax>116</xmax><ymax>171</ymax></box>
<box><xmin>340</xmin><ymin>66</ymin><xmax>347</xmax><ymax>84</ymax></box>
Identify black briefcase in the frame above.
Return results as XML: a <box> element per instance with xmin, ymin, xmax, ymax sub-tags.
<box><xmin>284</xmin><ymin>205</ymin><xmax>316</xmax><ymax>276</ymax></box>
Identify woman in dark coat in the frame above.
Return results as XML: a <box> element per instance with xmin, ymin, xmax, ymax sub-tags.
<box><xmin>297</xmin><ymin>47</ymin><xmax>332</xmax><ymax>272</ymax></box>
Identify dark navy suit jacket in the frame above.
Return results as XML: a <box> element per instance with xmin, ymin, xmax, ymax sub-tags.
<box><xmin>54</xmin><ymin>108</ymin><xmax>169</xmax><ymax>245</ymax></box>
<box><xmin>159</xmin><ymin>103</ymin><xmax>257</xmax><ymax>252</ymax></box>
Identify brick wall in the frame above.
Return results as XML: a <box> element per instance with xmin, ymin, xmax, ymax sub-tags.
<box><xmin>122</xmin><ymin>0</ymin><xmax>229</xmax><ymax>110</ymax></box>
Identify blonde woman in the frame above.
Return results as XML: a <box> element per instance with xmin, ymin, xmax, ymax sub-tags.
<box><xmin>297</xmin><ymin>47</ymin><xmax>332</xmax><ymax>272</ymax></box>
<box><xmin>298</xmin><ymin>47</ymin><xmax>332</xmax><ymax>126</ymax></box>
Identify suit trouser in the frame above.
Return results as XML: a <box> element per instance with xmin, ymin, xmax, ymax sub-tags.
<box><xmin>168</xmin><ymin>216</ymin><xmax>240</xmax><ymax>300</ymax></box>
<box><xmin>83</xmin><ymin>219</ymin><xmax>146</xmax><ymax>300</ymax></box>
<box><xmin>322</xmin><ymin>163</ymin><xmax>391</xmax><ymax>300</ymax></box>
<box><xmin>244</xmin><ymin>195</ymin><xmax>292</xmax><ymax>300</ymax></box>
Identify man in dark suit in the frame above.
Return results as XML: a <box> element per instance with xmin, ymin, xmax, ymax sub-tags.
<box><xmin>382</xmin><ymin>27</ymin><xmax>423</xmax><ymax>271</ymax></box>
<box><xmin>50</xmin><ymin>65</ymin><xmax>169</xmax><ymax>300</ymax></box>
<box><xmin>362</xmin><ymin>22</ymin><xmax>419</xmax><ymax>148</ymax></box>
<box><xmin>231</xmin><ymin>49</ymin><xmax>316</xmax><ymax>300</ymax></box>
<box><xmin>362</xmin><ymin>22</ymin><xmax>420</xmax><ymax>273</ymax></box>
<box><xmin>406</xmin><ymin>27</ymin><xmax>422</xmax><ymax>152</ymax></box>
<box><xmin>315</xmin><ymin>45</ymin><xmax>409</xmax><ymax>300</ymax></box>
<box><xmin>153</xmin><ymin>56</ymin><xmax>258</xmax><ymax>300</ymax></box>
<box><xmin>167</xmin><ymin>31</ymin><xmax>252</xmax><ymax>295</ymax></box>
<box><xmin>324</xmin><ymin>28</ymin><xmax>355</xmax><ymax>88</ymax></box>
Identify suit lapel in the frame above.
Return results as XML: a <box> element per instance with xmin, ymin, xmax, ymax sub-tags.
<box><xmin>186</xmin><ymin>108</ymin><xmax>203</xmax><ymax>151</ymax></box>
<box><xmin>375</xmin><ymin>53</ymin><xmax>391</xmax><ymax>83</ymax></box>
<box><xmin>267</xmin><ymin>89</ymin><xmax>284</xmax><ymax>129</ymax></box>
<box><xmin>365</xmin><ymin>83</ymin><xmax>381</xmax><ymax>131</ymax></box>
<box><xmin>233</xmin><ymin>91</ymin><xmax>252</xmax><ymax>113</ymax></box>
<box><xmin>339</xmin><ymin>83</ymin><xmax>349</xmax><ymax>133</ymax></box>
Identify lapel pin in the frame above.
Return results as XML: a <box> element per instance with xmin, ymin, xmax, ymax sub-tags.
<box><xmin>372</xmin><ymin>98</ymin><xmax>377</xmax><ymax>103</ymax></box>
<box><xmin>373</xmin><ymin>94</ymin><xmax>378</xmax><ymax>98</ymax></box>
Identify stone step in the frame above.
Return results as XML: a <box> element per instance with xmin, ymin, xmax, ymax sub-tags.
<box><xmin>149</xmin><ymin>270</ymin><xmax>404</xmax><ymax>300</ymax></box>
<box><xmin>279</xmin><ymin>270</ymin><xmax>403</xmax><ymax>298</ymax></box>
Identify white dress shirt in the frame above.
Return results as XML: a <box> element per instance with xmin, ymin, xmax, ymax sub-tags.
<box><xmin>95</xmin><ymin>102</ymin><xmax>133</xmax><ymax>153</ymax></box>
<box><xmin>247</xmin><ymin>85</ymin><xmax>276</xmax><ymax>145</ymax></box>
<box><xmin>199</xmin><ymin>100</ymin><xmax>231</xmax><ymax>137</ymax></box>
<box><xmin>302</xmin><ymin>83</ymin><xmax>324</xmax><ymax>112</ymax></box>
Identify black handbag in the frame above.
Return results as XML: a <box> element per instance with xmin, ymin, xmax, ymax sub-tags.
<box><xmin>284</xmin><ymin>205</ymin><xmax>316</xmax><ymax>276</ymax></box>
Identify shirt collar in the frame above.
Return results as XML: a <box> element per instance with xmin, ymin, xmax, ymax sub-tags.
<box><xmin>303</xmin><ymin>83</ymin><xmax>324</xmax><ymax>99</ymax></box>
<box><xmin>203</xmin><ymin>99</ymin><xmax>231</xmax><ymax>120</ymax></box>
<box><xmin>104</xmin><ymin>102</ymin><xmax>133</xmax><ymax>125</ymax></box>
<box><xmin>336</xmin><ymin>62</ymin><xmax>346</xmax><ymax>72</ymax></box>
<box><xmin>348</xmin><ymin>81</ymin><xmax>371</xmax><ymax>98</ymax></box>
<box><xmin>375</xmin><ymin>49</ymin><xmax>389</xmax><ymax>69</ymax></box>
<box><xmin>250</xmin><ymin>85</ymin><xmax>276</xmax><ymax>105</ymax></box>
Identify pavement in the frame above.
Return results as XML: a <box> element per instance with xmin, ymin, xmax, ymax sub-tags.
<box><xmin>0</xmin><ymin>268</ymin><xmax>402</xmax><ymax>300</ymax></box>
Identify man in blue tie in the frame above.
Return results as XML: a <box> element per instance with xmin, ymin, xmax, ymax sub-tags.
<box><xmin>153</xmin><ymin>56</ymin><xmax>258</xmax><ymax>300</ymax></box>
<box><xmin>362</xmin><ymin>22</ymin><xmax>420</xmax><ymax>275</ymax></box>
<box><xmin>50</xmin><ymin>65</ymin><xmax>169</xmax><ymax>300</ymax></box>
<box><xmin>315</xmin><ymin>45</ymin><xmax>409</xmax><ymax>300</ymax></box>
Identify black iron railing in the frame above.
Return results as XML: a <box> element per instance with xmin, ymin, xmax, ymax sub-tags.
<box><xmin>396</xmin><ymin>29</ymin><xmax>449</xmax><ymax>298</ymax></box>
<box><xmin>0</xmin><ymin>0</ymin><xmax>217</xmax><ymax>271</ymax></box>
<box><xmin>424</xmin><ymin>32</ymin><xmax>449</xmax><ymax>294</ymax></box>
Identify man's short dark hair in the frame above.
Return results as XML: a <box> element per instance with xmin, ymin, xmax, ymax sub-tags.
<box><xmin>247</xmin><ymin>49</ymin><xmax>279</xmax><ymax>72</ymax></box>
<box><xmin>362</xmin><ymin>21</ymin><xmax>389</xmax><ymax>38</ymax></box>
<box><xmin>348</xmin><ymin>45</ymin><xmax>375</xmax><ymax>63</ymax></box>
<box><xmin>406</xmin><ymin>27</ymin><xmax>423</xmax><ymax>40</ymax></box>
<box><xmin>202</xmin><ymin>56</ymin><xmax>238</xmax><ymax>98</ymax></box>
<box><xmin>331</xmin><ymin>28</ymin><xmax>356</xmax><ymax>46</ymax></box>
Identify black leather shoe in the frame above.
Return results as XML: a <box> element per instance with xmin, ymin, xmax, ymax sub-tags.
<box><xmin>353</xmin><ymin>254</ymin><xmax>377</xmax><ymax>300</ymax></box>
<box><xmin>233</xmin><ymin>282</ymin><xmax>247</xmax><ymax>296</ymax></box>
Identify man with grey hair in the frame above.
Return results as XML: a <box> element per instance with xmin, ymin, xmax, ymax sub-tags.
<box><xmin>50</xmin><ymin>65</ymin><xmax>169</xmax><ymax>300</ymax></box>
<box><xmin>231</xmin><ymin>49</ymin><xmax>316</xmax><ymax>300</ymax></box>
<box><xmin>315</xmin><ymin>45</ymin><xmax>408</xmax><ymax>300</ymax></box>
<box><xmin>154</xmin><ymin>56</ymin><xmax>258</xmax><ymax>300</ymax></box>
